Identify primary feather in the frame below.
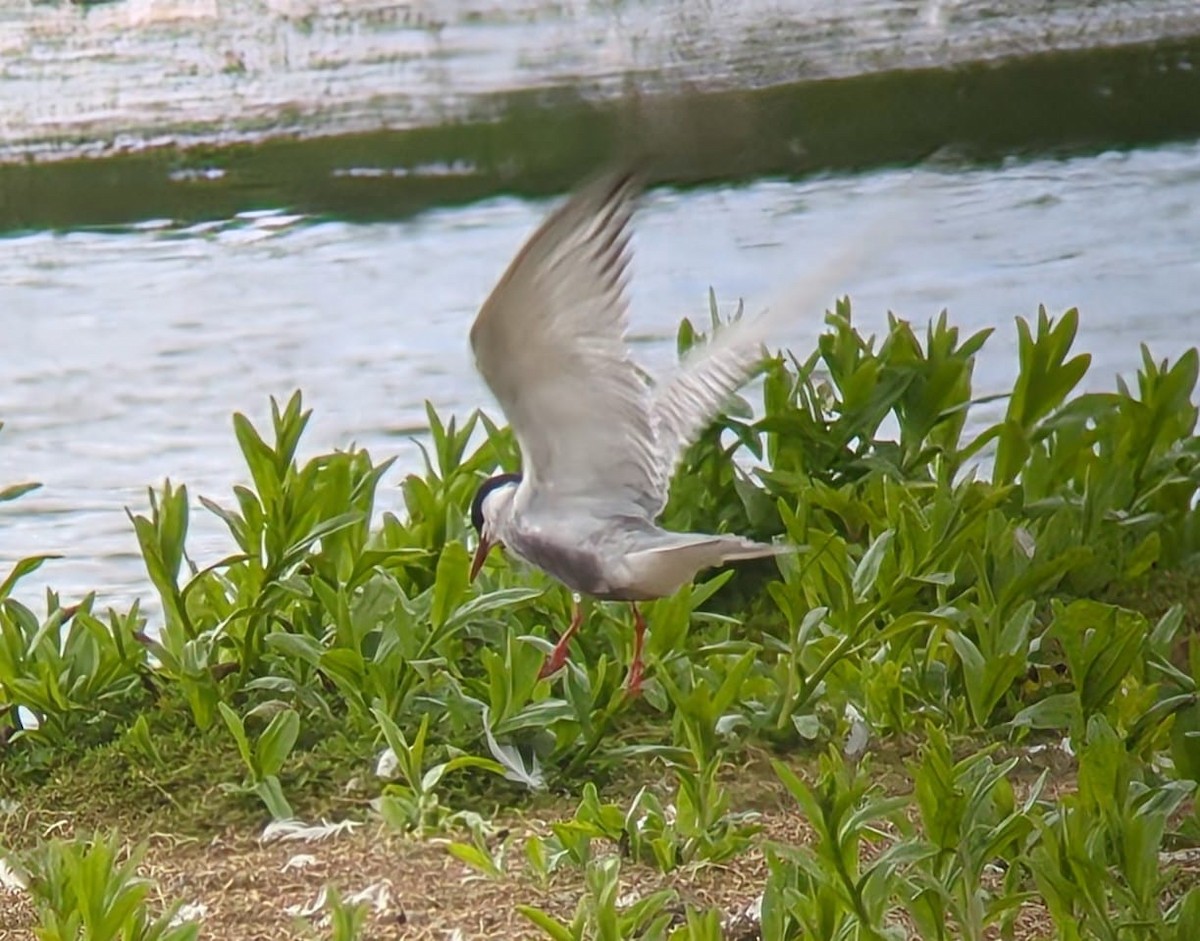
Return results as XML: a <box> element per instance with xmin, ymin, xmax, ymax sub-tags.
<box><xmin>470</xmin><ymin>171</ymin><xmax>664</xmax><ymax>519</ymax></box>
<box><xmin>470</xmin><ymin>169</ymin><xmax>783</xmax><ymax>524</ymax></box>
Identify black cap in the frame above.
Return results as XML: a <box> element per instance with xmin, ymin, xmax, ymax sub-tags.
<box><xmin>470</xmin><ymin>473</ymin><xmax>522</xmax><ymax>534</ymax></box>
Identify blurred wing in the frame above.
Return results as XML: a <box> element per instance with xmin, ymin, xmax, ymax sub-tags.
<box><xmin>648</xmin><ymin>312</ymin><xmax>771</xmax><ymax>512</ymax></box>
<box><xmin>469</xmin><ymin>170</ymin><xmax>666</xmax><ymax>517</ymax></box>
<box><xmin>649</xmin><ymin>183</ymin><xmax>912</xmax><ymax>510</ymax></box>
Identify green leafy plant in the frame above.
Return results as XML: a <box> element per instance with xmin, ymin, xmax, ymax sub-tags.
<box><xmin>947</xmin><ymin>600</ymin><xmax>1036</xmax><ymax>728</ymax></box>
<box><xmin>16</xmin><ymin>832</ymin><xmax>199</xmax><ymax>941</ymax></box>
<box><xmin>217</xmin><ymin>701</ymin><xmax>301</xmax><ymax>819</ymax></box>
<box><xmin>905</xmin><ymin>724</ymin><xmax>1040</xmax><ymax>941</ymax></box>
<box><xmin>973</xmin><ymin>306</ymin><xmax>1091</xmax><ymax>486</ymax></box>
<box><xmin>443</xmin><ymin>816</ymin><xmax>516</xmax><ymax>880</ymax></box>
<box><xmin>372</xmin><ymin>709</ymin><xmax>504</xmax><ymax>836</ymax></box>
<box><xmin>1027</xmin><ymin>715</ymin><xmax>1197</xmax><ymax>941</ymax></box>
<box><xmin>3</xmin><ymin>298</ymin><xmax>1199</xmax><ymax>939</ymax></box>
<box><xmin>0</xmin><ymin>595</ymin><xmax>149</xmax><ymax>748</ymax></box>
<box><xmin>0</xmin><ymin>424</ymin><xmax>58</xmax><ymax>602</ymax></box>
<box><xmin>1010</xmin><ymin>599</ymin><xmax>1151</xmax><ymax>737</ymax></box>
<box><xmin>130</xmin><ymin>392</ymin><xmax>396</xmax><ymax>728</ymax></box>
<box><xmin>765</xmin><ymin>750</ymin><xmax>927</xmax><ymax>940</ymax></box>
<box><xmin>378</xmin><ymin>402</ymin><xmax>515</xmax><ymax>588</ymax></box>
<box><xmin>519</xmin><ymin>856</ymin><xmax>678</xmax><ymax>941</ymax></box>
<box><xmin>297</xmin><ymin>885</ymin><xmax>370</xmax><ymax>941</ymax></box>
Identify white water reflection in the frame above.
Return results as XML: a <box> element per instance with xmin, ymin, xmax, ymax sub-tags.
<box><xmin>4</xmin><ymin>0</ymin><xmax>1197</xmax><ymax>157</ymax></box>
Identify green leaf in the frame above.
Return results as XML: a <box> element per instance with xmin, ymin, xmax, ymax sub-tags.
<box><xmin>525</xmin><ymin>835</ymin><xmax>550</xmax><ymax>878</ymax></box>
<box><xmin>0</xmin><ymin>555</ymin><xmax>60</xmax><ymax>601</ymax></box>
<box><xmin>792</xmin><ymin>714</ymin><xmax>822</xmax><ymax>739</ymax></box>
<box><xmin>233</xmin><ymin>411</ymin><xmax>281</xmax><ymax>504</ymax></box>
<box><xmin>431</xmin><ymin>541</ymin><xmax>470</xmax><ymax>629</ymax></box>
<box><xmin>254</xmin><ymin>775</ymin><xmax>295</xmax><ymax>821</ymax></box>
<box><xmin>264</xmin><ymin>632</ymin><xmax>324</xmax><ymax>667</ymax></box>
<box><xmin>446</xmin><ymin>841</ymin><xmax>500</xmax><ymax>877</ymax></box>
<box><xmin>421</xmin><ymin>755</ymin><xmax>506</xmax><ymax>793</ymax></box>
<box><xmin>255</xmin><ymin>708</ymin><xmax>300</xmax><ymax>778</ymax></box>
<box><xmin>1049</xmin><ymin>600</ymin><xmax>1148</xmax><ymax>717</ymax></box>
<box><xmin>852</xmin><ymin>530</ymin><xmax>894</xmax><ymax>600</ymax></box>
<box><xmin>199</xmin><ymin>495</ymin><xmax>248</xmax><ymax>549</ymax></box>
<box><xmin>1009</xmin><ymin>693</ymin><xmax>1080</xmax><ymax>732</ymax></box>
<box><xmin>946</xmin><ymin>631</ymin><xmax>988</xmax><ymax>725</ymax></box>
<box><xmin>218</xmin><ymin>702</ymin><xmax>257</xmax><ymax>776</ymax></box>
<box><xmin>1123</xmin><ymin>531</ymin><xmax>1160</xmax><ymax>579</ymax></box>
<box><xmin>284</xmin><ymin>511</ymin><xmax>363</xmax><ymax>563</ymax></box>
<box><xmin>1173</xmin><ymin>886</ymin><xmax>1200</xmax><ymax>941</ymax></box>
<box><xmin>518</xmin><ymin>905</ymin><xmax>575</xmax><ymax>941</ymax></box>
<box><xmin>446</xmin><ymin>587</ymin><xmax>545</xmax><ymax>629</ymax></box>
<box><xmin>0</xmin><ymin>482</ymin><xmax>40</xmax><ymax>503</ymax></box>
<box><xmin>1170</xmin><ymin>700</ymin><xmax>1200</xmax><ymax>782</ymax></box>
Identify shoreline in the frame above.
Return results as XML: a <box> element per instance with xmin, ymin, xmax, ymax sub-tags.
<box><xmin>2</xmin><ymin>34</ymin><xmax>1200</xmax><ymax>234</ymax></box>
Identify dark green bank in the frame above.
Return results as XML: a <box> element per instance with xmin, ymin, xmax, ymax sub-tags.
<box><xmin>1</xmin><ymin>34</ymin><xmax>1199</xmax><ymax>234</ymax></box>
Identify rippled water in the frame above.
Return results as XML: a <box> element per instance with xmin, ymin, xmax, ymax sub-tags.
<box><xmin>2</xmin><ymin>140</ymin><xmax>1199</xmax><ymax>609</ymax></box>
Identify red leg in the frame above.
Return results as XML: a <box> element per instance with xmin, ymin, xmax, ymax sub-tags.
<box><xmin>538</xmin><ymin>599</ymin><xmax>585</xmax><ymax>679</ymax></box>
<box><xmin>626</xmin><ymin>603</ymin><xmax>647</xmax><ymax>696</ymax></box>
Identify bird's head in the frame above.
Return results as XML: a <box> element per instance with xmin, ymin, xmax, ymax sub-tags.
<box><xmin>469</xmin><ymin>472</ymin><xmax>522</xmax><ymax>581</ymax></box>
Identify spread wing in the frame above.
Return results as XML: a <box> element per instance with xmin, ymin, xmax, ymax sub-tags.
<box><xmin>648</xmin><ymin>311</ymin><xmax>770</xmax><ymax>512</ymax></box>
<box><xmin>648</xmin><ymin>182</ymin><xmax>908</xmax><ymax>509</ymax></box>
<box><xmin>469</xmin><ymin>169</ymin><xmax>667</xmax><ymax>518</ymax></box>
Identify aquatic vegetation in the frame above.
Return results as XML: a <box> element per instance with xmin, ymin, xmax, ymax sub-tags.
<box><xmin>1</xmin><ymin>302</ymin><xmax>1198</xmax><ymax>937</ymax></box>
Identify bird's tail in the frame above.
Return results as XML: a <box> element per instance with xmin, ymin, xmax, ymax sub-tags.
<box><xmin>625</xmin><ymin>533</ymin><xmax>793</xmax><ymax>598</ymax></box>
<box><xmin>708</xmin><ymin>534</ymin><xmax>795</xmax><ymax>564</ymax></box>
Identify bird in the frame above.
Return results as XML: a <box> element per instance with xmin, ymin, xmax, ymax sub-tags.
<box><xmin>466</xmin><ymin>167</ymin><xmax>795</xmax><ymax>695</ymax></box>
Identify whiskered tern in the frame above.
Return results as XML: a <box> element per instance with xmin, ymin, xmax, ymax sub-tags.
<box><xmin>467</xmin><ymin>168</ymin><xmax>817</xmax><ymax>693</ymax></box>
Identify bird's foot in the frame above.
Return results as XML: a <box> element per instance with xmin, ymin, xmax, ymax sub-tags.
<box><xmin>624</xmin><ymin>602</ymin><xmax>647</xmax><ymax>697</ymax></box>
<box><xmin>537</xmin><ymin>639</ymin><xmax>573</xmax><ymax>680</ymax></box>
<box><xmin>537</xmin><ymin>602</ymin><xmax>584</xmax><ymax>680</ymax></box>
<box><xmin>624</xmin><ymin>656</ymin><xmax>644</xmax><ymax>697</ymax></box>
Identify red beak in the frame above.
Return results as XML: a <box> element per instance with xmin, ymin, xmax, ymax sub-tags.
<box><xmin>470</xmin><ymin>536</ymin><xmax>494</xmax><ymax>582</ymax></box>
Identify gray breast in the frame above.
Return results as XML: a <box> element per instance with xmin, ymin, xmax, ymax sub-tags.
<box><xmin>506</xmin><ymin>514</ymin><xmax>669</xmax><ymax>602</ymax></box>
<box><xmin>507</xmin><ymin>528</ymin><xmax>620</xmax><ymax>598</ymax></box>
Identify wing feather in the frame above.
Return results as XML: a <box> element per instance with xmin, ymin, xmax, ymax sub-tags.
<box><xmin>648</xmin><ymin>180</ymin><xmax>913</xmax><ymax>509</ymax></box>
<box><xmin>472</xmin><ymin>165</ymin><xmax>911</xmax><ymax>523</ymax></box>
<box><xmin>648</xmin><ymin>311</ymin><xmax>770</xmax><ymax>513</ymax></box>
<box><xmin>469</xmin><ymin>170</ymin><xmax>667</xmax><ymax>517</ymax></box>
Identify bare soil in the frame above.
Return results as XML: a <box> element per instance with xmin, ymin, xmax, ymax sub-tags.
<box><xmin>0</xmin><ymin>748</ymin><xmax>1099</xmax><ymax>941</ymax></box>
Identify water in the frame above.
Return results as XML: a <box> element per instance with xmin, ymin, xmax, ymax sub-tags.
<box><xmin>5</xmin><ymin>25</ymin><xmax>1200</xmax><ymax>233</ymax></box>
<box><xmin>5</xmin><ymin>0</ymin><xmax>1197</xmax><ymax>160</ymax></box>
<box><xmin>2</xmin><ymin>139</ymin><xmax>1199</xmax><ymax>610</ymax></box>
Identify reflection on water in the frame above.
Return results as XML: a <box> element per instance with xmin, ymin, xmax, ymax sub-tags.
<box><xmin>1</xmin><ymin>140</ymin><xmax>1199</xmax><ymax>609</ymax></box>
<box><xmin>4</xmin><ymin>0</ymin><xmax>1197</xmax><ymax>157</ymax></box>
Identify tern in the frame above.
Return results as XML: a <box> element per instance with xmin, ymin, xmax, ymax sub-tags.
<box><xmin>467</xmin><ymin>168</ymin><xmax>793</xmax><ymax>694</ymax></box>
